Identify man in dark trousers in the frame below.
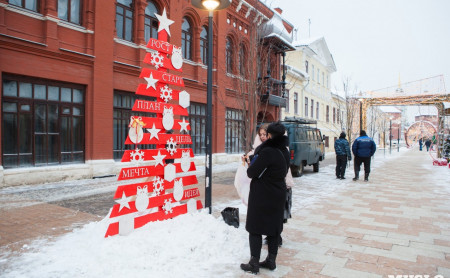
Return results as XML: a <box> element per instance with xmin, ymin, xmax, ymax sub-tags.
<box><xmin>334</xmin><ymin>132</ymin><xmax>352</xmax><ymax>179</ymax></box>
<box><xmin>352</xmin><ymin>130</ymin><xmax>376</xmax><ymax>181</ymax></box>
<box><xmin>425</xmin><ymin>138</ymin><xmax>432</xmax><ymax>151</ymax></box>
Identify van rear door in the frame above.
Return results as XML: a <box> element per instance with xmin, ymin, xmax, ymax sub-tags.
<box><xmin>307</xmin><ymin>129</ymin><xmax>316</xmax><ymax>163</ymax></box>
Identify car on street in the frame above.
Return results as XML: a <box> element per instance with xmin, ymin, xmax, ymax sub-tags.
<box><xmin>281</xmin><ymin>117</ymin><xmax>325</xmax><ymax>177</ymax></box>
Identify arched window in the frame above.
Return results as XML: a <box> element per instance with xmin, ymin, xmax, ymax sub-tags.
<box><xmin>144</xmin><ymin>1</ymin><xmax>159</xmax><ymax>43</ymax></box>
<box><xmin>200</xmin><ymin>26</ymin><xmax>208</xmax><ymax>64</ymax></box>
<box><xmin>116</xmin><ymin>0</ymin><xmax>134</xmax><ymax>42</ymax></box>
<box><xmin>239</xmin><ymin>43</ymin><xmax>246</xmax><ymax>76</ymax></box>
<box><xmin>181</xmin><ymin>17</ymin><xmax>192</xmax><ymax>60</ymax></box>
<box><xmin>226</xmin><ymin>37</ymin><xmax>234</xmax><ymax>73</ymax></box>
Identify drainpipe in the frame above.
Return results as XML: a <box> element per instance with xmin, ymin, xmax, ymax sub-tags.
<box><xmin>280</xmin><ymin>51</ymin><xmax>286</xmax><ymax>120</ymax></box>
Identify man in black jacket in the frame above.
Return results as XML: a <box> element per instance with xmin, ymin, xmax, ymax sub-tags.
<box><xmin>352</xmin><ymin>130</ymin><xmax>376</xmax><ymax>181</ymax></box>
<box><xmin>334</xmin><ymin>132</ymin><xmax>352</xmax><ymax>179</ymax></box>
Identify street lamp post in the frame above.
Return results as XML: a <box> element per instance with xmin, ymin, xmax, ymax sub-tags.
<box><xmin>389</xmin><ymin>118</ymin><xmax>392</xmax><ymax>154</ymax></box>
<box><xmin>191</xmin><ymin>0</ymin><xmax>230</xmax><ymax>213</ymax></box>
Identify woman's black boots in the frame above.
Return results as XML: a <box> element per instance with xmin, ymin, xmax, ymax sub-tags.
<box><xmin>259</xmin><ymin>253</ymin><xmax>277</xmax><ymax>270</ymax></box>
<box><xmin>240</xmin><ymin>256</ymin><xmax>260</xmax><ymax>274</ymax></box>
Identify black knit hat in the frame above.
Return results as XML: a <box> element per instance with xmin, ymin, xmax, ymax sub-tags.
<box><xmin>267</xmin><ymin>122</ymin><xmax>286</xmax><ymax>138</ymax></box>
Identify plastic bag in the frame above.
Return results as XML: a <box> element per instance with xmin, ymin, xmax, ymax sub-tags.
<box><xmin>234</xmin><ymin>163</ymin><xmax>251</xmax><ymax>206</ymax></box>
<box><xmin>221</xmin><ymin>207</ymin><xmax>239</xmax><ymax>228</ymax></box>
<box><xmin>285</xmin><ymin>168</ymin><xmax>294</xmax><ymax>189</ymax></box>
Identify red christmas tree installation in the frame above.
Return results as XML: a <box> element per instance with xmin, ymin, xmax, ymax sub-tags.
<box><xmin>105</xmin><ymin>8</ymin><xmax>203</xmax><ymax>237</ymax></box>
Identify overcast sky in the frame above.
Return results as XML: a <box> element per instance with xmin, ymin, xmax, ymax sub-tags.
<box><xmin>266</xmin><ymin>0</ymin><xmax>450</xmax><ymax>94</ymax></box>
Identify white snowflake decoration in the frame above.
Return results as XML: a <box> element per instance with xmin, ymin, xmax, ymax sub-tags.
<box><xmin>130</xmin><ymin>148</ymin><xmax>145</xmax><ymax>163</ymax></box>
<box><xmin>152</xmin><ymin>176</ymin><xmax>165</xmax><ymax>196</ymax></box>
<box><xmin>162</xmin><ymin>199</ymin><xmax>173</xmax><ymax>214</ymax></box>
<box><xmin>150</xmin><ymin>51</ymin><xmax>164</xmax><ymax>69</ymax></box>
<box><xmin>159</xmin><ymin>85</ymin><xmax>173</xmax><ymax>103</ymax></box>
<box><xmin>166</xmin><ymin>137</ymin><xmax>177</xmax><ymax>155</ymax></box>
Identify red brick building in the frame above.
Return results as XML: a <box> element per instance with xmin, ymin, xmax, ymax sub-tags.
<box><xmin>0</xmin><ymin>0</ymin><xmax>294</xmax><ymax>185</ymax></box>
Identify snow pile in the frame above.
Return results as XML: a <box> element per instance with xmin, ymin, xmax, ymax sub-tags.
<box><xmin>1</xmin><ymin>211</ymin><xmax>248</xmax><ymax>278</ymax></box>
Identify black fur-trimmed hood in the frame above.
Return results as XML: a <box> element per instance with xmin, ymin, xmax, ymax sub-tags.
<box><xmin>255</xmin><ymin>135</ymin><xmax>289</xmax><ymax>154</ymax></box>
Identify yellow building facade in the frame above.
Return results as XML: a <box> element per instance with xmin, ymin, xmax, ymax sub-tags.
<box><xmin>282</xmin><ymin>37</ymin><xmax>344</xmax><ymax>153</ymax></box>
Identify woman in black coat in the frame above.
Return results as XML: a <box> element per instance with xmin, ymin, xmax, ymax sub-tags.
<box><xmin>240</xmin><ymin>122</ymin><xmax>290</xmax><ymax>274</ymax></box>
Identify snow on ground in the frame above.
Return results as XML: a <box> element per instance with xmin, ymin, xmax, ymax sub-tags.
<box><xmin>1</xmin><ymin>147</ymin><xmax>440</xmax><ymax>278</ymax></box>
<box><xmin>0</xmin><ymin>211</ymin><xmax>248</xmax><ymax>278</ymax></box>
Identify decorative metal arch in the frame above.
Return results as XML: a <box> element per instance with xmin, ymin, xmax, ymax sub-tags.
<box><xmin>359</xmin><ymin>94</ymin><xmax>450</xmax><ymax>157</ymax></box>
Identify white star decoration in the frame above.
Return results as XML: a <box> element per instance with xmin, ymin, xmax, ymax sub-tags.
<box><xmin>144</xmin><ymin>73</ymin><xmax>158</xmax><ymax>90</ymax></box>
<box><xmin>153</xmin><ymin>150</ymin><xmax>166</xmax><ymax>167</ymax></box>
<box><xmin>155</xmin><ymin>8</ymin><xmax>174</xmax><ymax>37</ymax></box>
<box><xmin>178</xmin><ymin>118</ymin><xmax>190</xmax><ymax>133</ymax></box>
<box><xmin>115</xmin><ymin>192</ymin><xmax>132</xmax><ymax>212</ymax></box>
<box><xmin>146</xmin><ymin>123</ymin><xmax>161</xmax><ymax>140</ymax></box>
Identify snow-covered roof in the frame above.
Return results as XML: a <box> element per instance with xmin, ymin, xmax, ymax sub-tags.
<box><xmin>263</xmin><ymin>33</ymin><xmax>296</xmax><ymax>51</ymax></box>
<box><xmin>292</xmin><ymin>37</ymin><xmax>337</xmax><ymax>72</ymax></box>
<box><xmin>284</xmin><ymin>65</ymin><xmax>309</xmax><ymax>80</ymax></box>
<box><xmin>259</xmin><ymin>10</ymin><xmax>295</xmax><ymax>51</ymax></box>
<box><xmin>331</xmin><ymin>90</ymin><xmax>346</xmax><ymax>99</ymax></box>
<box><xmin>414</xmin><ymin>113</ymin><xmax>437</xmax><ymax>117</ymax></box>
<box><xmin>293</xmin><ymin>36</ymin><xmax>323</xmax><ymax>47</ymax></box>
<box><xmin>378</xmin><ymin>106</ymin><xmax>402</xmax><ymax>113</ymax></box>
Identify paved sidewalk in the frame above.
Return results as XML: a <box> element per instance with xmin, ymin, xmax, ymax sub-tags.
<box><xmin>1</xmin><ymin>149</ymin><xmax>449</xmax><ymax>277</ymax></box>
<box><xmin>262</xmin><ymin>149</ymin><xmax>450</xmax><ymax>278</ymax></box>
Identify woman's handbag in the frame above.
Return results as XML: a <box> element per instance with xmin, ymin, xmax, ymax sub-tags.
<box><xmin>221</xmin><ymin>207</ymin><xmax>239</xmax><ymax>228</ymax></box>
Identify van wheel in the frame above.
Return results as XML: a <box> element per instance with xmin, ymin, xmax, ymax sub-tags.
<box><xmin>291</xmin><ymin>163</ymin><xmax>304</xmax><ymax>177</ymax></box>
<box><xmin>313</xmin><ymin>161</ymin><xmax>319</xmax><ymax>172</ymax></box>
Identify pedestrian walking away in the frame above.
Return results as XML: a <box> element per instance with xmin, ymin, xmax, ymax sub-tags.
<box><xmin>352</xmin><ymin>130</ymin><xmax>376</xmax><ymax>182</ymax></box>
<box><xmin>419</xmin><ymin>138</ymin><xmax>423</xmax><ymax>151</ymax></box>
<box><xmin>335</xmin><ymin>132</ymin><xmax>352</xmax><ymax>179</ymax></box>
<box><xmin>240</xmin><ymin>122</ymin><xmax>290</xmax><ymax>274</ymax></box>
<box><xmin>425</xmin><ymin>138</ymin><xmax>432</xmax><ymax>152</ymax></box>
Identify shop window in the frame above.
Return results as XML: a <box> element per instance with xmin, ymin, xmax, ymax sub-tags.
<box><xmin>182</xmin><ymin>102</ymin><xmax>206</xmax><ymax>155</ymax></box>
<box><xmin>113</xmin><ymin>91</ymin><xmax>155</xmax><ymax>161</ymax></box>
<box><xmin>225</xmin><ymin>108</ymin><xmax>244</xmax><ymax>153</ymax></box>
<box><xmin>2</xmin><ymin>76</ymin><xmax>85</xmax><ymax>168</ymax></box>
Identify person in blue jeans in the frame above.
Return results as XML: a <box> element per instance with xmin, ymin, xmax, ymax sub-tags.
<box><xmin>335</xmin><ymin>132</ymin><xmax>352</xmax><ymax>179</ymax></box>
<box><xmin>352</xmin><ymin>130</ymin><xmax>376</xmax><ymax>182</ymax></box>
